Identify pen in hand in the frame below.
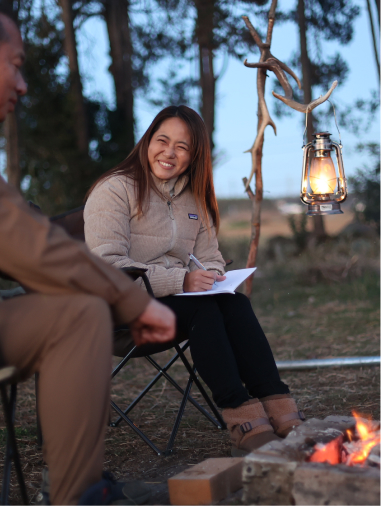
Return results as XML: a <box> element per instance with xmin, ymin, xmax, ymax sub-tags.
<box><xmin>189</xmin><ymin>253</ymin><xmax>207</xmax><ymax>271</ymax></box>
<box><xmin>188</xmin><ymin>253</ymin><xmax>217</xmax><ymax>287</ymax></box>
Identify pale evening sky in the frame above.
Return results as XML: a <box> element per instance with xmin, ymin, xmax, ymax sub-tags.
<box><xmin>1</xmin><ymin>1</ymin><xmax>379</xmax><ymax>199</ymax></box>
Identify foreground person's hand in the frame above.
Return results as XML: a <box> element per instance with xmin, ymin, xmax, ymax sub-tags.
<box><xmin>183</xmin><ymin>270</ymin><xmax>226</xmax><ymax>292</ymax></box>
<box><xmin>129</xmin><ymin>299</ymin><xmax>176</xmax><ymax>346</ymax></box>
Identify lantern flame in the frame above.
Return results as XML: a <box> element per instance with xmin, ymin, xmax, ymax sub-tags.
<box><xmin>309</xmin><ymin>155</ymin><xmax>337</xmax><ymax>194</ymax></box>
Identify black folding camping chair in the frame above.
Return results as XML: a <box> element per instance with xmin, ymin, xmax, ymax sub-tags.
<box><xmin>50</xmin><ymin>206</ymin><xmax>227</xmax><ymax>456</ymax></box>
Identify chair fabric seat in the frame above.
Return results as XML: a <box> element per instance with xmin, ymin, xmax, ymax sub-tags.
<box><xmin>113</xmin><ymin>328</ymin><xmax>188</xmax><ymax>358</ymax></box>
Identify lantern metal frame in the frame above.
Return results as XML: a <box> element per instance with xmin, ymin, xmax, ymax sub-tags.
<box><xmin>300</xmin><ymin>131</ymin><xmax>347</xmax><ymax>216</ymax></box>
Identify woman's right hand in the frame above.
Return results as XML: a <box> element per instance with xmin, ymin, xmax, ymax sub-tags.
<box><xmin>183</xmin><ymin>270</ymin><xmax>226</xmax><ymax>292</ymax></box>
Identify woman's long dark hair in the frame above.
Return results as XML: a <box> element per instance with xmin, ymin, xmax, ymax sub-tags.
<box><xmin>86</xmin><ymin>105</ymin><xmax>220</xmax><ymax>232</ymax></box>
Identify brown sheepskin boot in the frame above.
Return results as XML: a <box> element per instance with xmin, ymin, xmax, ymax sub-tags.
<box><xmin>260</xmin><ymin>394</ymin><xmax>305</xmax><ymax>438</ymax></box>
<box><xmin>222</xmin><ymin>399</ymin><xmax>281</xmax><ymax>457</ymax></box>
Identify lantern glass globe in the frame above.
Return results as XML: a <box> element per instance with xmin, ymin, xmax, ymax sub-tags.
<box><xmin>309</xmin><ymin>155</ymin><xmax>337</xmax><ymax>194</ymax></box>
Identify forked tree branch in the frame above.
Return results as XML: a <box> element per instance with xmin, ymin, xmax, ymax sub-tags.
<box><xmin>242</xmin><ymin>8</ymin><xmax>303</xmax><ymax>189</ymax></box>
<box><xmin>243</xmin><ymin>22</ymin><xmax>338</xmax><ymax>187</ymax></box>
<box><xmin>272</xmin><ymin>80</ymin><xmax>338</xmax><ymax>113</ymax></box>
<box><xmin>241</xmin><ymin>1</ymin><xmax>337</xmax><ymax>296</ymax></box>
<box><xmin>241</xmin><ymin>1</ymin><xmax>279</xmax><ymax>295</ymax></box>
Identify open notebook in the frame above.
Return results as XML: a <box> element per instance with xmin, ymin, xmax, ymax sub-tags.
<box><xmin>176</xmin><ymin>268</ymin><xmax>256</xmax><ymax>296</ymax></box>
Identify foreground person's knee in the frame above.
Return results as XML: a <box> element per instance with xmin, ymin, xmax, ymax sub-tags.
<box><xmin>79</xmin><ymin>296</ymin><xmax>113</xmax><ymax>339</ymax></box>
<box><xmin>80</xmin><ymin>295</ymin><xmax>112</xmax><ymax>325</ymax></box>
<box><xmin>64</xmin><ymin>295</ymin><xmax>113</xmax><ymax>348</ymax></box>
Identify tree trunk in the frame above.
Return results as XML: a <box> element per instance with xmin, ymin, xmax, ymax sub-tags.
<box><xmin>2</xmin><ymin>1</ymin><xmax>20</xmax><ymax>190</ymax></box>
<box><xmin>4</xmin><ymin>112</ymin><xmax>21</xmax><ymax>189</ymax></box>
<box><xmin>374</xmin><ymin>0</ymin><xmax>380</xmax><ymax>24</ymax></box>
<box><xmin>297</xmin><ymin>0</ymin><xmax>326</xmax><ymax>240</ymax></box>
<box><xmin>59</xmin><ymin>0</ymin><xmax>89</xmax><ymax>155</ymax></box>
<box><xmin>103</xmin><ymin>0</ymin><xmax>135</xmax><ymax>153</ymax></box>
<box><xmin>366</xmin><ymin>0</ymin><xmax>380</xmax><ymax>81</ymax></box>
<box><xmin>194</xmin><ymin>0</ymin><xmax>216</xmax><ymax>152</ymax></box>
<box><xmin>244</xmin><ymin>107</ymin><xmax>264</xmax><ymax>296</ymax></box>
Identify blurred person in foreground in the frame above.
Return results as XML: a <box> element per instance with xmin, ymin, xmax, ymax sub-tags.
<box><xmin>0</xmin><ymin>9</ymin><xmax>175</xmax><ymax>505</ymax></box>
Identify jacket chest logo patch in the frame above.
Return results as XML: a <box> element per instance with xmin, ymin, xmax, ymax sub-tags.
<box><xmin>188</xmin><ymin>213</ymin><xmax>198</xmax><ymax>220</ymax></box>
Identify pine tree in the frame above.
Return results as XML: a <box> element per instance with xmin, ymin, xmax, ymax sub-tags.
<box><xmin>147</xmin><ymin>0</ymin><xmax>268</xmax><ymax>153</ymax></box>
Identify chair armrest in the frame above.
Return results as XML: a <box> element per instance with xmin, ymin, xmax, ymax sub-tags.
<box><xmin>0</xmin><ymin>366</ymin><xmax>18</xmax><ymax>384</ymax></box>
<box><xmin>120</xmin><ymin>267</ymin><xmax>155</xmax><ymax>297</ymax></box>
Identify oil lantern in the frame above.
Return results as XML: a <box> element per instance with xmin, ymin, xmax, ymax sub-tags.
<box><xmin>301</xmin><ymin>132</ymin><xmax>347</xmax><ymax>215</ymax></box>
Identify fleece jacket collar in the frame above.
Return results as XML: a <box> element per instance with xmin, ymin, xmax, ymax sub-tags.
<box><xmin>151</xmin><ymin>173</ymin><xmax>189</xmax><ymax>201</ymax></box>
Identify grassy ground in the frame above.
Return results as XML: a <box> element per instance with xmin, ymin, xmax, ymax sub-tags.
<box><xmin>0</xmin><ymin>206</ymin><xmax>379</xmax><ymax>504</ymax></box>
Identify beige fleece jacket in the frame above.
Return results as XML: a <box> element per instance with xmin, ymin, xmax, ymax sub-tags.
<box><xmin>84</xmin><ymin>173</ymin><xmax>225</xmax><ymax>297</ymax></box>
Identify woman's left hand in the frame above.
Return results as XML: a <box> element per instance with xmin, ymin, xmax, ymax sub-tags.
<box><xmin>183</xmin><ymin>270</ymin><xmax>226</xmax><ymax>292</ymax></box>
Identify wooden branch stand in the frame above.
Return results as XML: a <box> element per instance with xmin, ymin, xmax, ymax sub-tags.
<box><xmin>241</xmin><ymin>0</ymin><xmax>338</xmax><ymax>296</ymax></box>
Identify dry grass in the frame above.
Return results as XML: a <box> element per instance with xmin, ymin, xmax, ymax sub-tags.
<box><xmin>218</xmin><ymin>197</ymin><xmax>355</xmax><ymax>241</ymax></box>
<box><xmin>0</xmin><ymin>202</ymin><xmax>379</xmax><ymax>504</ymax></box>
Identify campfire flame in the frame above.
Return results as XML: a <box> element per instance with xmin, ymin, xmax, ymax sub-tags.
<box><xmin>308</xmin><ymin>412</ymin><xmax>380</xmax><ymax>467</ymax></box>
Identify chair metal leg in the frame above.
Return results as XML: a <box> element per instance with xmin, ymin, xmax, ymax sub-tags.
<box><xmin>34</xmin><ymin>374</ymin><xmax>42</xmax><ymax>449</ymax></box>
<box><xmin>110</xmin><ymin>400</ymin><xmax>162</xmax><ymax>456</ymax></box>
<box><xmin>1</xmin><ymin>386</ymin><xmax>12</xmax><ymax>506</ymax></box>
<box><xmin>111</xmin><ymin>346</ymin><xmax>137</xmax><ymax>379</ymax></box>
<box><xmin>145</xmin><ymin>355</ymin><xmax>224</xmax><ymax>428</ymax></box>
<box><xmin>175</xmin><ymin>344</ymin><xmax>227</xmax><ymax>430</ymax></box>
<box><xmin>163</xmin><ymin>369</ymin><xmax>194</xmax><ymax>456</ymax></box>
<box><xmin>111</xmin><ymin>345</ymin><xmax>187</xmax><ymax>427</ymax></box>
<box><xmin>111</xmin><ymin>341</ymin><xmax>226</xmax><ymax>456</ymax></box>
<box><xmin>111</xmin><ymin>367</ymin><xmax>166</xmax><ymax>427</ymax></box>
<box><xmin>0</xmin><ymin>384</ymin><xmax>29</xmax><ymax>505</ymax></box>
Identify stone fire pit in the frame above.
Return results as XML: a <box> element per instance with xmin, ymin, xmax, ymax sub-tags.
<box><xmin>242</xmin><ymin>415</ymin><xmax>380</xmax><ymax>505</ymax></box>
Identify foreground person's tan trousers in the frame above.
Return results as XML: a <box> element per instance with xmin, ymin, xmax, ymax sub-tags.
<box><xmin>0</xmin><ymin>293</ymin><xmax>113</xmax><ymax>505</ymax></box>
<box><xmin>0</xmin><ymin>176</ymin><xmax>151</xmax><ymax>505</ymax></box>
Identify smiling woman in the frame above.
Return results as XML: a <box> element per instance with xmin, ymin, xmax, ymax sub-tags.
<box><xmin>86</xmin><ymin>105</ymin><xmax>219</xmax><ymax>233</ymax></box>
<box><xmin>148</xmin><ymin>117</ymin><xmax>191</xmax><ymax>180</ymax></box>
<box><xmin>84</xmin><ymin>105</ymin><xmax>304</xmax><ymax>457</ymax></box>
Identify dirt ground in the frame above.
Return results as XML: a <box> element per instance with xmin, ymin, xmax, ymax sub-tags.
<box><xmin>0</xmin><ymin>200</ymin><xmax>379</xmax><ymax>505</ymax></box>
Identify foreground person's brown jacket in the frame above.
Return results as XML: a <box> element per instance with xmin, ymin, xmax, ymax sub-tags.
<box><xmin>84</xmin><ymin>173</ymin><xmax>225</xmax><ymax>298</ymax></box>
<box><xmin>0</xmin><ymin>175</ymin><xmax>151</xmax><ymax>505</ymax></box>
<box><xmin>0</xmin><ymin>176</ymin><xmax>151</xmax><ymax>321</ymax></box>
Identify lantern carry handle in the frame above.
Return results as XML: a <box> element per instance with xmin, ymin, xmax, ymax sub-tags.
<box><xmin>302</xmin><ymin>112</ymin><xmax>308</xmax><ymax>147</ymax></box>
<box><xmin>302</xmin><ymin>100</ymin><xmax>341</xmax><ymax>148</ymax></box>
<box><xmin>327</xmin><ymin>99</ymin><xmax>342</xmax><ymax>147</ymax></box>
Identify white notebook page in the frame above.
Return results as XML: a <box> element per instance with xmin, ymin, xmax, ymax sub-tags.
<box><xmin>176</xmin><ymin>268</ymin><xmax>256</xmax><ymax>296</ymax></box>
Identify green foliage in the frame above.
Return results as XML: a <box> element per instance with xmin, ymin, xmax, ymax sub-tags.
<box><xmin>268</xmin><ymin>0</ymin><xmax>380</xmax><ymax>135</ymax></box>
<box><xmin>349</xmin><ymin>142</ymin><xmax>380</xmax><ymax>233</ymax></box>
<box><xmin>13</xmin><ymin>2</ymin><xmax>149</xmax><ymax>215</ymax></box>
<box><xmin>0</xmin><ymin>0</ymin><xmax>192</xmax><ymax>215</ymax></box>
<box><xmin>17</xmin><ymin>10</ymin><xmax>107</xmax><ymax>214</ymax></box>
<box><xmin>141</xmin><ymin>0</ymin><xmax>268</xmax><ymax>108</ymax></box>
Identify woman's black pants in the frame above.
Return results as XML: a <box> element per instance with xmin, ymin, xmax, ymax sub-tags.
<box><xmin>157</xmin><ymin>292</ymin><xmax>289</xmax><ymax>409</ymax></box>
